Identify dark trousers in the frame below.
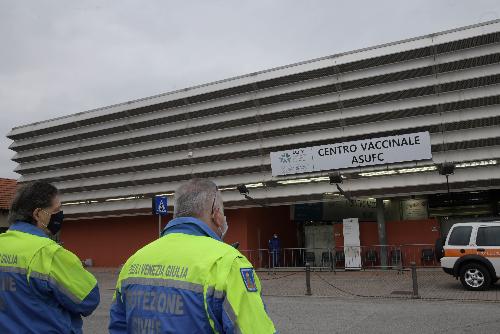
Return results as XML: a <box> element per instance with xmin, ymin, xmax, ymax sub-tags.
<box><xmin>270</xmin><ymin>250</ymin><xmax>280</xmax><ymax>267</ymax></box>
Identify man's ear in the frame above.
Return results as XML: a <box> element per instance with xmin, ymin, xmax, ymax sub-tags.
<box><xmin>32</xmin><ymin>208</ymin><xmax>42</xmax><ymax>223</ymax></box>
<box><xmin>211</xmin><ymin>208</ymin><xmax>221</xmax><ymax>227</ymax></box>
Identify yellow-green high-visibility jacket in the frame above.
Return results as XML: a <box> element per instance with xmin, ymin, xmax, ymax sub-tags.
<box><xmin>109</xmin><ymin>217</ymin><xmax>276</xmax><ymax>334</ymax></box>
<box><xmin>0</xmin><ymin>221</ymin><xmax>100</xmax><ymax>334</ymax></box>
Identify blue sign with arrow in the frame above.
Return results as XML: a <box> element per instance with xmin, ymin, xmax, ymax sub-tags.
<box><xmin>153</xmin><ymin>196</ymin><xmax>168</xmax><ymax>216</ymax></box>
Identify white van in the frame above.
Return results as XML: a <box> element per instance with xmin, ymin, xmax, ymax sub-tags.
<box><xmin>441</xmin><ymin>222</ymin><xmax>500</xmax><ymax>291</ymax></box>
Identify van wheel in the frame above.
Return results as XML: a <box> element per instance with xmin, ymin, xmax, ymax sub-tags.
<box><xmin>459</xmin><ymin>263</ymin><xmax>491</xmax><ymax>291</ymax></box>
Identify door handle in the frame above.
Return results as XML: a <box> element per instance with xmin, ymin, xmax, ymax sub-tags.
<box><xmin>460</xmin><ymin>249</ymin><xmax>465</xmax><ymax>254</ymax></box>
<box><xmin>477</xmin><ymin>248</ymin><xmax>486</xmax><ymax>252</ymax></box>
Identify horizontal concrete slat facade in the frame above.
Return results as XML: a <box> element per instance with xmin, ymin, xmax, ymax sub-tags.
<box><xmin>10</xmin><ymin>49</ymin><xmax>500</xmax><ymax>153</ymax></box>
<box><xmin>12</xmin><ymin>65</ymin><xmax>500</xmax><ymax>162</ymax></box>
<box><xmin>17</xmin><ymin>100</ymin><xmax>500</xmax><ymax>181</ymax></box>
<box><xmin>8</xmin><ymin>20</ymin><xmax>500</xmax><ymax>218</ymax></box>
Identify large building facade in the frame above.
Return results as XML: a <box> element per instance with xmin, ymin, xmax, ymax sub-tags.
<box><xmin>8</xmin><ymin>21</ymin><xmax>500</xmax><ymax>266</ymax></box>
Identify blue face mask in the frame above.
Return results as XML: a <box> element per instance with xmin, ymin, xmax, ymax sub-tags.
<box><xmin>47</xmin><ymin>211</ymin><xmax>64</xmax><ymax>235</ymax></box>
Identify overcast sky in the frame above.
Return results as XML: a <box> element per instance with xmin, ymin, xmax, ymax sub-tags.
<box><xmin>1</xmin><ymin>0</ymin><xmax>500</xmax><ymax>179</ymax></box>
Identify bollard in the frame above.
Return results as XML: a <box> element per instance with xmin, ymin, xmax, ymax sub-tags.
<box><xmin>268</xmin><ymin>252</ymin><xmax>271</xmax><ymax>276</ymax></box>
<box><xmin>332</xmin><ymin>250</ymin><xmax>336</xmax><ymax>274</ymax></box>
<box><xmin>330</xmin><ymin>250</ymin><xmax>334</xmax><ymax>272</ymax></box>
<box><xmin>305</xmin><ymin>262</ymin><xmax>312</xmax><ymax>296</ymax></box>
<box><xmin>410</xmin><ymin>262</ymin><xmax>419</xmax><ymax>299</ymax></box>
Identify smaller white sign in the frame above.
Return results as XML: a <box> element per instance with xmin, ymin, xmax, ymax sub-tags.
<box><xmin>343</xmin><ymin>218</ymin><xmax>362</xmax><ymax>270</ymax></box>
<box><xmin>402</xmin><ymin>199</ymin><xmax>428</xmax><ymax>220</ymax></box>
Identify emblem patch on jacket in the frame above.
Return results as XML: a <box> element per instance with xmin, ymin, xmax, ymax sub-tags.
<box><xmin>240</xmin><ymin>268</ymin><xmax>258</xmax><ymax>292</ymax></box>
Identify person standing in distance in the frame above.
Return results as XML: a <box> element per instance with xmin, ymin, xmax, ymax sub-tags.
<box><xmin>268</xmin><ymin>233</ymin><xmax>281</xmax><ymax>268</ymax></box>
<box><xmin>109</xmin><ymin>178</ymin><xmax>276</xmax><ymax>333</ymax></box>
<box><xmin>0</xmin><ymin>181</ymin><xmax>100</xmax><ymax>334</ymax></box>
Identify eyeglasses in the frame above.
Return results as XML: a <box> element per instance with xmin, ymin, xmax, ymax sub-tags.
<box><xmin>211</xmin><ymin>186</ymin><xmax>219</xmax><ymax>215</ymax></box>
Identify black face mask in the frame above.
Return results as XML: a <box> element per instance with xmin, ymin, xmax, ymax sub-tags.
<box><xmin>47</xmin><ymin>211</ymin><xmax>64</xmax><ymax>235</ymax></box>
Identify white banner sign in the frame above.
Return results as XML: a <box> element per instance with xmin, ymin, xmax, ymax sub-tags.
<box><xmin>270</xmin><ymin>132</ymin><xmax>432</xmax><ymax>176</ymax></box>
<box><xmin>343</xmin><ymin>218</ymin><xmax>362</xmax><ymax>270</ymax></box>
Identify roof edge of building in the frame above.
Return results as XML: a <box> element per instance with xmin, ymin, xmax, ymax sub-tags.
<box><xmin>9</xmin><ymin>18</ymin><xmax>500</xmax><ymax>135</ymax></box>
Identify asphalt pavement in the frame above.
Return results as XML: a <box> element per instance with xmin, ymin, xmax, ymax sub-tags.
<box><xmin>84</xmin><ymin>270</ymin><xmax>500</xmax><ymax>334</ymax></box>
<box><xmin>266</xmin><ymin>295</ymin><xmax>500</xmax><ymax>334</ymax></box>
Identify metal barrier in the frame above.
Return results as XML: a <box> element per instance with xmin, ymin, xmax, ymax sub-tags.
<box><xmin>240</xmin><ymin>244</ymin><xmax>440</xmax><ymax>270</ymax></box>
<box><xmin>240</xmin><ymin>248</ymin><xmax>335</xmax><ymax>270</ymax></box>
<box><xmin>239</xmin><ymin>249</ymin><xmax>269</xmax><ymax>269</ymax></box>
<box><xmin>330</xmin><ymin>244</ymin><xmax>440</xmax><ymax>269</ymax></box>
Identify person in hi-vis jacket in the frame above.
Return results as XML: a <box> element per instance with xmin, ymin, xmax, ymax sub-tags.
<box><xmin>109</xmin><ymin>178</ymin><xmax>276</xmax><ymax>333</ymax></box>
<box><xmin>0</xmin><ymin>181</ymin><xmax>100</xmax><ymax>334</ymax></box>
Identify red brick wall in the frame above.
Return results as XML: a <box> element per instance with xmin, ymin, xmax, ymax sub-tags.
<box><xmin>247</xmin><ymin>206</ymin><xmax>296</xmax><ymax>250</ymax></box>
<box><xmin>60</xmin><ymin>206</ymin><xmax>297</xmax><ymax>267</ymax></box>
<box><xmin>333</xmin><ymin>219</ymin><xmax>439</xmax><ymax>248</ymax></box>
<box><xmin>60</xmin><ymin>214</ymin><xmax>172</xmax><ymax>267</ymax></box>
<box><xmin>360</xmin><ymin>222</ymin><xmax>380</xmax><ymax>246</ymax></box>
<box><xmin>224</xmin><ymin>209</ymin><xmax>248</xmax><ymax>249</ymax></box>
<box><xmin>61</xmin><ymin>208</ymin><xmax>437</xmax><ymax>267</ymax></box>
<box><xmin>386</xmin><ymin>219</ymin><xmax>439</xmax><ymax>245</ymax></box>
<box><xmin>225</xmin><ymin>206</ymin><xmax>297</xmax><ymax>250</ymax></box>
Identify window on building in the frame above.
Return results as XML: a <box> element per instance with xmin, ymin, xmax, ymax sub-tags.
<box><xmin>476</xmin><ymin>226</ymin><xmax>500</xmax><ymax>246</ymax></box>
<box><xmin>448</xmin><ymin>226</ymin><xmax>472</xmax><ymax>246</ymax></box>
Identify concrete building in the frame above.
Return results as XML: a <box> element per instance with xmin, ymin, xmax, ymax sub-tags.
<box><xmin>7</xmin><ymin>20</ymin><xmax>500</xmax><ymax>266</ymax></box>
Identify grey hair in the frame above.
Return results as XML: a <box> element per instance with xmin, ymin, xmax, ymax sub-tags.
<box><xmin>8</xmin><ymin>181</ymin><xmax>58</xmax><ymax>225</ymax></box>
<box><xmin>173</xmin><ymin>179</ymin><xmax>222</xmax><ymax>219</ymax></box>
